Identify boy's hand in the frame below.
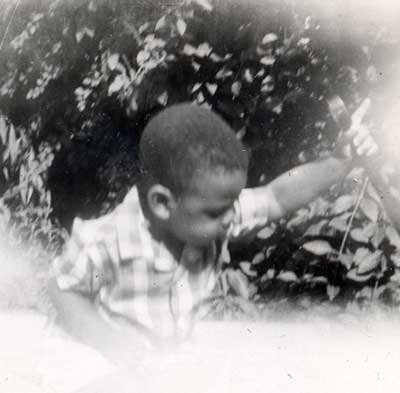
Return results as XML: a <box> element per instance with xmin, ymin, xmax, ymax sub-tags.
<box><xmin>334</xmin><ymin>98</ymin><xmax>379</xmax><ymax>161</ymax></box>
<box><xmin>347</xmin><ymin>123</ymin><xmax>379</xmax><ymax>159</ymax></box>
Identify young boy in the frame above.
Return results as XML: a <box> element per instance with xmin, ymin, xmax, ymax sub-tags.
<box><xmin>49</xmin><ymin>102</ymin><xmax>377</xmax><ymax>366</ymax></box>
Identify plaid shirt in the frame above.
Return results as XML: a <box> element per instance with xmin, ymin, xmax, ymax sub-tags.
<box><xmin>54</xmin><ymin>187</ymin><xmax>269</xmax><ymax>338</ymax></box>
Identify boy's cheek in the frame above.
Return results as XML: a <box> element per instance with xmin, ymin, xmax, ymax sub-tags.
<box><xmin>187</xmin><ymin>223</ymin><xmax>220</xmax><ymax>243</ymax></box>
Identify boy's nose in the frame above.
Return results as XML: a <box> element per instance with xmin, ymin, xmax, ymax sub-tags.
<box><xmin>221</xmin><ymin>208</ymin><xmax>234</xmax><ymax>229</ymax></box>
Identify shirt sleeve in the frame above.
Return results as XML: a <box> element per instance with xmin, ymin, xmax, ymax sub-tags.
<box><xmin>228</xmin><ymin>188</ymin><xmax>270</xmax><ymax>240</ymax></box>
<box><xmin>53</xmin><ymin>217</ymin><xmax>116</xmax><ymax>297</ymax></box>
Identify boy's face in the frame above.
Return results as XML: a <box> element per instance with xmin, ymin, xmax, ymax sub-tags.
<box><xmin>168</xmin><ymin>169</ymin><xmax>247</xmax><ymax>247</ymax></box>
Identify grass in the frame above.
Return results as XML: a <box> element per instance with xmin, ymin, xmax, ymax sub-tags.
<box><xmin>0</xmin><ymin>231</ymin><xmax>54</xmax><ymax>315</ymax></box>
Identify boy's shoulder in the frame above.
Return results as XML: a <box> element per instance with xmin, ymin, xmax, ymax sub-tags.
<box><xmin>66</xmin><ymin>187</ymin><xmax>146</xmax><ymax>264</ymax></box>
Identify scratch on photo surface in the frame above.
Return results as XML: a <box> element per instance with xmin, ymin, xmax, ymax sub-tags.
<box><xmin>0</xmin><ymin>0</ymin><xmax>21</xmax><ymax>52</ymax></box>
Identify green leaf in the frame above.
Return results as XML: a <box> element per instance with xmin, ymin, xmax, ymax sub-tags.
<box><xmin>363</xmin><ymin>222</ymin><xmax>378</xmax><ymax>238</ymax></box>
<box><xmin>206</xmin><ymin>83</ymin><xmax>217</xmax><ymax>95</ymax></box>
<box><xmin>360</xmin><ymin>198</ymin><xmax>379</xmax><ymax>222</ymax></box>
<box><xmin>138</xmin><ymin>22</ymin><xmax>150</xmax><ymax>34</ymax></box>
<box><xmin>108</xmin><ymin>75</ymin><xmax>125</xmax><ymax>95</ymax></box>
<box><xmin>107</xmin><ymin>54</ymin><xmax>119</xmax><ymax>71</ymax></box>
<box><xmin>196</xmin><ymin>42</ymin><xmax>212</xmax><ymax>58</ymax></box>
<box><xmin>261</xmin><ymin>269</ymin><xmax>275</xmax><ymax>283</ymax></box>
<box><xmin>183</xmin><ymin>43</ymin><xmax>212</xmax><ymax>58</ymax></box>
<box><xmin>226</xmin><ymin>269</ymin><xmax>250</xmax><ymax>299</ymax></box>
<box><xmin>277</xmin><ymin>271</ymin><xmax>297</xmax><ymax>282</ymax></box>
<box><xmin>260</xmin><ymin>56</ymin><xmax>275</xmax><ymax>66</ymax></box>
<box><xmin>256</xmin><ymin>226</ymin><xmax>275</xmax><ymax>239</ymax></box>
<box><xmin>261</xmin><ymin>75</ymin><xmax>272</xmax><ymax>85</ymax></box>
<box><xmin>266</xmin><ymin>245</ymin><xmax>276</xmax><ymax>258</ymax></box>
<box><xmin>327</xmin><ymin>285</ymin><xmax>340</xmax><ymax>301</ymax></box>
<box><xmin>357</xmin><ymin>250</ymin><xmax>382</xmax><ymax>274</ymax></box>
<box><xmin>157</xmin><ymin>91</ymin><xmax>168</xmax><ymax>106</ymax></box>
<box><xmin>7</xmin><ymin>124</ymin><xmax>18</xmax><ymax>165</ymax></box>
<box><xmin>76</xmin><ymin>27</ymin><xmax>94</xmax><ymax>43</ymax></box>
<box><xmin>371</xmin><ymin>226</ymin><xmax>385</xmax><ymax>248</ymax></box>
<box><xmin>27</xmin><ymin>186</ymin><xmax>34</xmax><ymax>204</ymax></box>
<box><xmin>366</xmin><ymin>182</ymin><xmax>382</xmax><ymax>204</ymax></box>
<box><xmin>243</xmin><ymin>68</ymin><xmax>253</xmax><ymax>83</ymax></box>
<box><xmin>231</xmin><ymin>81</ymin><xmax>241</xmax><ymax>96</ymax></box>
<box><xmin>338</xmin><ymin>253</ymin><xmax>353</xmax><ymax>270</ymax></box>
<box><xmin>196</xmin><ymin>91</ymin><xmax>205</xmax><ymax>103</ymax></box>
<box><xmin>329</xmin><ymin>216</ymin><xmax>348</xmax><ymax>232</ymax></box>
<box><xmin>353</xmin><ymin>247</ymin><xmax>371</xmax><ymax>265</ymax></box>
<box><xmin>304</xmin><ymin>219</ymin><xmax>328</xmax><ymax>236</ymax></box>
<box><xmin>262</xmin><ymin>33</ymin><xmax>278</xmax><ymax>45</ymax></box>
<box><xmin>3</xmin><ymin>167</ymin><xmax>9</xmax><ymax>181</ymax></box>
<box><xmin>239</xmin><ymin>261</ymin><xmax>257</xmax><ymax>278</ymax></box>
<box><xmin>191</xmin><ymin>82</ymin><xmax>202</xmax><ymax>93</ymax></box>
<box><xmin>155</xmin><ymin>16</ymin><xmax>167</xmax><ymax>31</ymax></box>
<box><xmin>216</xmin><ymin>67</ymin><xmax>233</xmax><ymax>80</ymax></box>
<box><xmin>260</xmin><ymin>83</ymin><xmax>274</xmax><ymax>93</ymax></box>
<box><xmin>137</xmin><ymin>50</ymin><xmax>150</xmax><ymax>64</ymax></box>
<box><xmin>19</xmin><ymin>186</ymin><xmax>27</xmax><ymax>205</ymax></box>
<box><xmin>302</xmin><ymin>240</ymin><xmax>333</xmax><ymax>255</ymax></box>
<box><xmin>192</xmin><ymin>61</ymin><xmax>201</xmax><ymax>72</ymax></box>
<box><xmin>0</xmin><ymin>116</ymin><xmax>7</xmax><ymax>144</ymax></box>
<box><xmin>386</xmin><ymin>226</ymin><xmax>400</xmax><ymax>248</ymax></box>
<box><xmin>183</xmin><ymin>44</ymin><xmax>197</xmax><ymax>56</ymax></box>
<box><xmin>390</xmin><ymin>272</ymin><xmax>400</xmax><ymax>285</ymax></box>
<box><xmin>129</xmin><ymin>97</ymin><xmax>138</xmax><ymax>113</ymax></box>
<box><xmin>390</xmin><ymin>252</ymin><xmax>400</xmax><ymax>268</ymax></box>
<box><xmin>287</xmin><ymin>208</ymin><xmax>309</xmax><ymax>228</ymax></box>
<box><xmin>266</xmin><ymin>268</ymin><xmax>275</xmax><ymax>279</ymax></box>
<box><xmin>220</xmin><ymin>242</ymin><xmax>231</xmax><ymax>264</ymax></box>
<box><xmin>192</xmin><ymin>0</ymin><xmax>213</xmax><ymax>11</ymax></box>
<box><xmin>176</xmin><ymin>18</ymin><xmax>187</xmax><ymax>36</ymax></box>
<box><xmin>331</xmin><ymin>195</ymin><xmax>354</xmax><ymax>215</ymax></box>
<box><xmin>309</xmin><ymin>197</ymin><xmax>330</xmax><ymax>217</ymax></box>
<box><xmin>350</xmin><ymin>228</ymin><xmax>369</xmax><ymax>243</ymax></box>
<box><xmin>310</xmin><ymin>276</ymin><xmax>328</xmax><ymax>284</ymax></box>
<box><xmin>356</xmin><ymin>287</ymin><xmax>373</xmax><ymax>300</ymax></box>
<box><xmin>209</xmin><ymin>53</ymin><xmax>224</xmax><ymax>62</ymax></box>
<box><xmin>252</xmin><ymin>252</ymin><xmax>265</xmax><ymax>265</ymax></box>
<box><xmin>346</xmin><ymin>269</ymin><xmax>374</xmax><ymax>282</ymax></box>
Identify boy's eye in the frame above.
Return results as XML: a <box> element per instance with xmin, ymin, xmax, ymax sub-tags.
<box><xmin>207</xmin><ymin>211</ymin><xmax>223</xmax><ymax>219</ymax></box>
<box><xmin>206</xmin><ymin>207</ymin><xmax>230</xmax><ymax>219</ymax></box>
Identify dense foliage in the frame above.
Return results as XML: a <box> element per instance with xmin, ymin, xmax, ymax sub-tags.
<box><xmin>1</xmin><ymin>0</ymin><xmax>400</xmax><ymax>314</ymax></box>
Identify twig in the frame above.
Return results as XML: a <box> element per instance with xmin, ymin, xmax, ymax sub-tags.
<box><xmin>338</xmin><ymin>176</ymin><xmax>369</xmax><ymax>257</ymax></box>
<box><xmin>0</xmin><ymin>0</ymin><xmax>21</xmax><ymax>52</ymax></box>
<box><xmin>333</xmin><ymin>175</ymin><xmax>369</xmax><ymax>282</ymax></box>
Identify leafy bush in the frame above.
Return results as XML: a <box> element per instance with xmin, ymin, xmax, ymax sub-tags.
<box><xmin>221</xmin><ymin>171</ymin><xmax>400</xmax><ymax>312</ymax></box>
<box><xmin>1</xmin><ymin>0</ymin><xmax>400</xmax><ymax>310</ymax></box>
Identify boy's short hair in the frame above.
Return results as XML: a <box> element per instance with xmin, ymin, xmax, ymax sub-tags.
<box><xmin>139</xmin><ymin>103</ymin><xmax>249</xmax><ymax>196</ymax></box>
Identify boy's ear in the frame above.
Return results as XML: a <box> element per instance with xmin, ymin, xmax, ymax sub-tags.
<box><xmin>147</xmin><ymin>184</ymin><xmax>177</xmax><ymax>221</ymax></box>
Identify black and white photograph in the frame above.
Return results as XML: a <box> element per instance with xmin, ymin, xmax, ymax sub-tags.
<box><xmin>1</xmin><ymin>0</ymin><xmax>400</xmax><ymax>392</ymax></box>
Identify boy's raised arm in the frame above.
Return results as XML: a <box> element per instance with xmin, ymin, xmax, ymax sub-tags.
<box><xmin>250</xmin><ymin>156</ymin><xmax>352</xmax><ymax>222</ymax></box>
<box><xmin>247</xmin><ymin>99</ymin><xmax>376</xmax><ymax>223</ymax></box>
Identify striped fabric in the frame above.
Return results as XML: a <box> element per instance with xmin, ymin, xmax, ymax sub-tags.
<box><xmin>54</xmin><ymin>187</ymin><xmax>270</xmax><ymax>339</ymax></box>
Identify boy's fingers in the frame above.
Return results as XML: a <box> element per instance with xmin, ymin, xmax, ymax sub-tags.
<box><xmin>367</xmin><ymin>144</ymin><xmax>379</xmax><ymax>156</ymax></box>
<box><xmin>353</xmin><ymin>126</ymin><xmax>370</xmax><ymax>146</ymax></box>
<box><xmin>344</xmin><ymin>122</ymin><xmax>366</xmax><ymax>139</ymax></box>
<box><xmin>351</xmin><ymin>98</ymin><xmax>371</xmax><ymax>126</ymax></box>
<box><xmin>356</xmin><ymin>138</ymin><xmax>379</xmax><ymax>157</ymax></box>
<box><xmin>356</xmin><ymin>145</ymin><xmax>378</xmax><ymax>157</ymax></box>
